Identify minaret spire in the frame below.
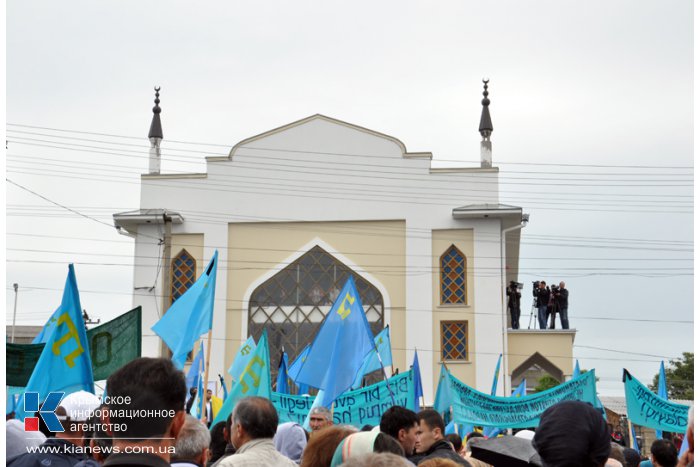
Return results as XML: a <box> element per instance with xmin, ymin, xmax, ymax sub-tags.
<box><xmin>148</xmin><ymin>86</ymin><xmax>163</xmax><ymax>174</ymax></box>
<box><xmin>479</xmin><ymin>79</ymin><xmax>493</xmax><ymax>168</ymax></box>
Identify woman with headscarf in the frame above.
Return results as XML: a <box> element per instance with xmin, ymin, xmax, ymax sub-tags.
<box><xmin>330</xmin><ymin>431</ymin><xmax>405</xmax><ymax>467</ymax></box>
<box><xmin>274</xmin><ymin>422</ymin><xmax>308</xmax><ymax>464</ymax></box>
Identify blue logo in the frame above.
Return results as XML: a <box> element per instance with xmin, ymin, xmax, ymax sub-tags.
<box><xmin>24</xmin><ymin>392</ymin><xmax>65</xmax><ymax>432</ymax></box>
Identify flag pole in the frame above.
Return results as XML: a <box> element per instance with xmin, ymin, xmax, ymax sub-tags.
<box><xmin>374</xmin><ymin>341</ymin><xmax>396</xmax><ymax>405</ymax></box>
<box><xmin>200</xmin><ymin>329</ymin><xmax>214</xmax><ymax>424</ymax></box>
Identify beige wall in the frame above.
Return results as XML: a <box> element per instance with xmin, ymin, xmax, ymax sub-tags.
<box><xmin>507</xmin><ymin>331</ymin><xmax>575</xmax><ymax>378</ymax></box>
<box><xmin>226</xmin><ymin>220</ymin><xmax>406</xmax><ymax>385</ymax></box>
<box><xmin>431</xmin><ymin>229</ymin><xmax>475</xmax><ymax>388</ymax></box>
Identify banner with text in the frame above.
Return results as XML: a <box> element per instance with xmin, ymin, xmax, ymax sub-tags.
<box><xmin>448</xmin><ymin>370</ymin><xmax>598</xmax><ymax>428</ymax></box>
<box><xmin>623</xmin><ymin>369</ymin><xmax>689</xmax><ymax>433</ymax></box>
<box><xmin>272</xmin><ymin>370</ymin><xmax>415</xmax><ymax>428</ymax></box>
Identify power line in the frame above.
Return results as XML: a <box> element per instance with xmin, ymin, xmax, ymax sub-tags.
<box><xmin>6</xmin><ymin>122</ymin><xmax>695</xmax><ymax>169</ymax></box>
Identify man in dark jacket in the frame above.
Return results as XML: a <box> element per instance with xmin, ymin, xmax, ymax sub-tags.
<box><xmin>533</xmin><ymin>281</ymin><xmax>550</xmax><ymax>330</ymax></box>
<box><xmin>410</xmin><ymin>409</ymin><xmax>470</xmax><ymax>466</ymax></box>
<box><xmin>506</xmin><ymin>281</ymin><xmax>522</xmax><ymax>329</ymax></box>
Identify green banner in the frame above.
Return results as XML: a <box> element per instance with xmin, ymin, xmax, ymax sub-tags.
<box><xmin>272</xmin><ymin>370</ymin><xmax>416</xmax><ymax>428</ymax></box>
<box><xmin>6</xmin><ymin>307</ymin><xmax>142</xmax><ymax>385</ymax></box>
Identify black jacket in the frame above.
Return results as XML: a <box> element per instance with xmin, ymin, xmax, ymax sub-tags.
<box><xmin>533</xmin><ymin>287</ymin><xmax>550</xmax><ymax>307</ymax></box>
<box><xmin>554</xmin><ymin>288</ymin><xmax>569</xmax><ymax>308</ymax></box>
<box><xmin>8</xmin><ymin>438</ymin><xmax>87</xmax><ymax>467</ymax></box>
<box><xmin>506</xmin><ymin>287</ymin><xmax>521</xmax><ymax>311</ymax></box>
<box><xmin>411</xmin><ymin>439</ymin><xmax>471</xmax><ymax>466</ymax></box>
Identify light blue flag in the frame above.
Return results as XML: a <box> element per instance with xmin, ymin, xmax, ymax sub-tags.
<box><xmin>433</xmin><ymin>365</ymin><xmax>452</xmax><ymax>421</ymax></box>
<box><xmin>513</xmin><ymin>379</ymin><xmax>527</xmax><ymax>398</ymax></box>
<box><xmin>623</xmin><ymin>369</ymin><xmax>688</xmax><ymax>433</ymax></box>
<box><xmin>491</xmin><ymin>354</ymin><xmax>502</xmax><ymax>396</ymax></box>
<box><xmin>412</xmin><ymin>350</ymin><xmax>423</xmax><ymax>411</ymax></box>
<box><xmin>186</xmin><ymin>342</ymin><xmax>205</xmax><ymax>390</ymax></box>
<box><xmin>657</xmin><ymin>361</ymin><xmax>668</xmax><ymax>439</ymax></box>
<box><xmin>211</xmin><ymin>329</ymin><xmax>271</xmax><ymax>427</ymax></box>
<box><xmin>16</xmin><ymin>265</ymin><xmax>95</xmax><ymax>420</ymax></box>
<box><xmin>631</xmin><ymin>423</ymin><xmax>640</xmax><ymax>452</ymax></box>
<box><xmin>295</xmin><ymin>276</ymin><xmax>375</xmax><ymax>407</ymax></box>
<box><xmin>276</xmin><ymin>351</ymin><xmax>290</xmax><ymax>394</ymax></box>
<box><xmin>288</xmin><ymin>344</ymin><xmax>311</xmax><ymax>395</ymax></box>
<box><xmin>152</xmin><ymin>251</ymin><xmax>218</xmax><ymax>370</ymax></box>
<box><xmin>228</xmin><ymin>336</ymin><xmax>257</xmax><ymax>381</ymax></box>
<box><xmin>32</xmin><ymin>306</ymin><xmax>63</xmax><ymax>344</ymax></box>
<box><xmin>351</xmin><ymin>326</ymin><xmax>393</xmax><ymax>389</ymax></box>
<box><xmin>573</xmin><ymin>360</ymin><xmax>581</xmax><ymax>378</ymax></box>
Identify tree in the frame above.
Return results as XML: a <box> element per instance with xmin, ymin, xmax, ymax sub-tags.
<box><xmin>648</xmin><ymin>352</ymin><xmax>694</xmax><ymax>400</ymax></box>
<box><xmin>534</xmin><ymin>375</ymin><xmax>560</xmax><ymax>393</ymax></box>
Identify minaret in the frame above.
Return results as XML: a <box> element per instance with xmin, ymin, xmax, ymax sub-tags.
<box><xmin>479</xmin><ymin>79</ymin><xmax>493</xmax><ymax>168</ymax></box>
<box><xmin>148</xmin><ymin>87</ymin><xmax>163</xmax><ymax>174</ymax></box>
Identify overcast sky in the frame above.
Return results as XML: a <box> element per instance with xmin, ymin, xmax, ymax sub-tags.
<box><xmin>5</xmin><ymin>0</ymin><xmax>694</xmax><ymax>396</ymax></box>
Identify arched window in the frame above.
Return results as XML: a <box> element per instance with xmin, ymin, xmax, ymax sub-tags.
<box><xmin>171</xmin><ymin>249</ymin><xmax>196</xmax><ymax>305</ymax></box>
<box><xmin>249</xmin><ymin>246</ymin><xmax>384</xmax><ymax>382</ymax></box>
<box><xmin>440</xmin><ymin>245</ymin><xmax>466</xmax><ymax>304</ymax></box>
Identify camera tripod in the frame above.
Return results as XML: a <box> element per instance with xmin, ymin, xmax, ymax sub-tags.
<box><xmin>527</xmin><ymin>297</ymin><xmax>537</xmax><ymax>329</ymax></box>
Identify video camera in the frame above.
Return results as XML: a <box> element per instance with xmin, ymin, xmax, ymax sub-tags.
<box><xmin>509</xmin><ymin>281</ymin><xmax>523</xmax><ymax>290</ymax></box>
<box><xmin>550</xmin><ymin>284</ymin><xmax>559</xmax><ymax>293</ymax></box>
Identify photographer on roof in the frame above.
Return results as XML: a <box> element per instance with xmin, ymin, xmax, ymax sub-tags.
<box><xmin>552</xmin><ymin>281</ymin><xmax>569</xmax><ymax>329</ymax></box>
<box><xmin>533</xmin><ymin>281</ymin><xmax>550</xmax><ymax>330</ymax></box>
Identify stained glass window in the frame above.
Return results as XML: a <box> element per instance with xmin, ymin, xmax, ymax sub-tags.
<box><xmin>171</xmin><ymin>249</ymin><xmax>196</xmax><ymax>304</ymax></box>
<box><xmin>249</xmin><ymin>245</ymin><xmax>384</xmax><ymax>384</ymax></box>
<box><xmin>441</xmin><ymin>321</ymin><xmax>468</xmax><ymax>361</ymax></box>
<box><xmin>440</xmin><ymin>245</ymin><xmax>466</xmax><ymax>304</ymax></box>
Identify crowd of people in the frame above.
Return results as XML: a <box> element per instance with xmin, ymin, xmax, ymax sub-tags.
<box><xmin>7</xmin><ymin>357</ymin><xmax>694</xmax><ymax>467</ymax></box>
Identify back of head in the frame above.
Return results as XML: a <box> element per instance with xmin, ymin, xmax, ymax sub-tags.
<box><xmin>274</xmin><ymin>422</ymin><xmax>308</xmax><ymax>463</ymax></box>
<box><xmin>338</xmin><ymin>452</ymin><xmax>410</xmax><ymax>467</ymax></box>
<box><xmin>174</xmin><ymin>415</ymin><xmax>211</xmax><ymax>462</ymax></box>
<box><xmin>373</xmin><ymin>433</ymin><xmax>405</xmax><ymax>457</ymax></box>
<box><xmin>380</xmin><ymin>406</ymin><xmax>419</xmax><ymax>439</ymax></box>
<box><xmin>533</xmin><ymin>400</ymin><xmax>610</xmax><ymax>467</ymax></box>
<box><xmin>7</xmin><ymin>419</ymin><xmax>46</xmax><ymax>460</ymax></box>
<box><xmin>332</xmin><ymin>432</ymin><xmax>404</xmax><ymax>467</ymax></box>
<box><xmin>650</xmin><ymin>439</ymin><xmax>678</xmax><ymax>467</ymax></box>
<box><xmin>301</xmin><ymin>425</ymin><xmax>356</xmax><ymax>467</ymax></box>
<box><xmin>446</xmin><ymin>433</ymin><xmax>462</xmax><ymax>452</ymax></box>
<box><xmin>233</xmin><ymin>396</ymin><xmax>278</xmax><ymax>440</ymax></box>
<box><xmin>623</xmin><ymin>448</ymin><xmax>641</xmax><ymax>467</ymax></box>
<box><xmin>609</xmin><ymin>442</ymin><xmax>626</xmax><ymax>466</ymax></box>
<box><xmin>209</xmin><ymin>421</ymin><xmax>228</xmax><ymax>464</ymax></box>
<box><xmin>417</xmin><ymin>409</ymin><xmax>445</xmax><ymax>438</ymax></box>
<box><xmin>106</xmin><ymin>357</ymin><xmax>187</xmax><ymax>439</ymax></box>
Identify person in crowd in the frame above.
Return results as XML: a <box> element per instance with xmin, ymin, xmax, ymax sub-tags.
<box><xmin>679</xmin><ymin>404</ymin><xmax>694</xmax><ymax>467</ymax></box>
<box><xmin>75</xmin><ymin>406</ymin><xmax>113</xmax><ymax>467</ymax></box>
<box><xmin>6</xmin><ymin>419</ymin><xmax>46</xmax><ymax>462</ymax></box>
<box><xmin>410</xmin><ymin>410</ymin><xmax>470</xmax><ymax>466</ymax></box>
<box><xmin>309</xmin><ymin>406</ymin><xmax>334</xmax><ymax>433</ymax></box>
<box><xmin>186</xmin><ymin>387</ymin><xmax>198</xmax><ymax>414</ymax></box>
<box><xmin>172</xmin><ymin>415</ymin><xmax>211</xmax><ymax>467</ymax></box>
<box><xmin>208</xmin><ymin>422</ymin><xmax>228</xmax><ymax>466</ymax></box>
<box><xmin>650</xmin><ymin>439</ymin><xmax>678</xmax><ymax>467</ymax></box>
<box><xmin>219</xmin><ymin>396</ymin><xmax>296</xmax><ymax>467</ymax></box>
<box><xmin>506</xmin><ymin>281</ymin><xmax>521</xmax><ymax>329</ymax></box>
<box><xmin>445</xmin><ymin>435</ymin><xmax>462</xmax><ymax>456</ymax></box>
<box><xmin>624</xmin><ymin>448</ymin><xmax>642</xmax><ymax>467</ymax></box>
<box><xmin>380</xmin><ymin>406</ymin><xmax>420</xmax><ymax>458</ymax></box>
<box><xmin>9</xmin><ymin>390</ymin><xmax>101</xmax><ymax>467</ymax></box>
<box><xmin>337</xmin><ymin>452</ymin><xmax>411</xmax><ymax>467</ymax></box>
<box><xmin>330</xmin><ymin>431</ymin><xmax>405</xmax><ymax>466</ymax></box>
<box><xmin>211</xmin><ymin>414</ymin><xmax>236</xmax><ymax>467</ymax></box>
<box><xmin>102</xmin><ymin>357</ymin><xmax>188</xmax><ymax>467</ymax></box>
<box><xmin>533</xmin><ymin>281</ymin><xmax>550</xmax><ymax>330</ymax></box>
<box><xmin>609</xmin><ymin>443</ymin><xmax>627</xmax><ymax>466</ymax></box>
<box><xmin>554</xmin><ymin>281</ymin><xmax>570</xmax><ymax>329</ymax></box>
<box><xmin>300</xmin><ymin>425</ymin><xmax>357</xmax><ymax>467</ymax></box>
<box><xmin>533</xmin><ymin>400</ymin><xmax>610</xmax><ymax>467</ymax></box>
<box><xmin>419</xmin><ymin>460</ymin><xmax>463</xmax><ymax>467</ymax></box>
<box><xmin>274</xmin><ymin>422</ymin><xmax>308</xmax><ymax>464</ymax></box>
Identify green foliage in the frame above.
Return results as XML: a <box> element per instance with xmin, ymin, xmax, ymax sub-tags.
<box><xmin>648</xmin><ymin>352</ymin><xmax>694</xmax><ymax>400</ymax></box>
<box><xmin>534</xmin><ymin>375</ymin><xmax>560</xmax><ymax>393</ymax></box>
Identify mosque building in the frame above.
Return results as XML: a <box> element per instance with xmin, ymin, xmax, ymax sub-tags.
<box><xmin>114</xmin><ymin>83</ymin><xmax>575</xmax><ymax>402</ymax></box>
